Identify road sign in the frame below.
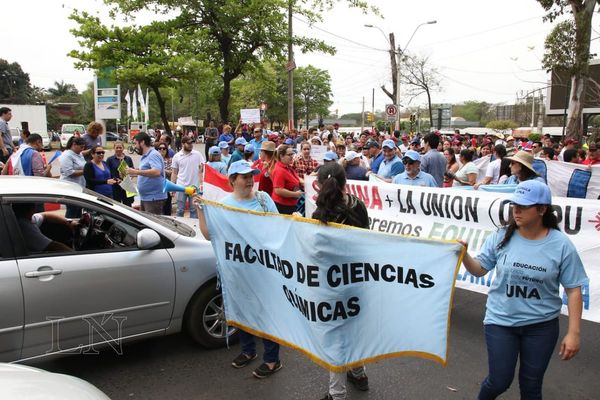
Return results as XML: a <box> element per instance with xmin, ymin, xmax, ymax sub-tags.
<box><xmin>385</xmin><ymin>104</ymin><xmax>398</xmax><ymax>117</ymax></box>
<box><xmin>260</xmin><ymin>102</ymin><xmax>268</xmax><ymax>111</ymax></box>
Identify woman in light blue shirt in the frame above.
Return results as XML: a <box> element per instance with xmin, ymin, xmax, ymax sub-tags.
<box><xmin>59</xmin><ymin>136</ymin><xmax>87</xmax><ymax>218</ymax></box>
<box><xmin>460</xmin><ymin>180</ymin><xmax>587</xmax><ymax>400</ymax></box>
<box><xmin>196</xmin><ymin>160</ymin><xmax>282</xmax><ymax>380</ymax></box>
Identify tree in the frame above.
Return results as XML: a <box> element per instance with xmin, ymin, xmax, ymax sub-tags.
<box><xmin>295</xmin><ymin>66</ymin><xmax>332</xmax><ymax>128</ymax></box>
<box><xmin>47</xmin><ymin>80</ymin><xmax>79</xmax><ymax>100</ymax></box>
<box><xmin>453</xmin><ymin>100</ymin><xmax>495</xmax><ymax>125</ymax></box>
<box><xmin>69</xmin><ymin>14</ymin><xmax>207</xmax><ymax>134</ymax></box>
<box><xmin>400</xmin><ymin>54</ymin><xmax>442</xmax><ymax>128</ymax></box>
<box><xmin>538</xmin><ymin>0</ymin><xmax>597</xmax><ymax>139</ymax></box>
<box><xmin>0</xmin><ymin>59</ymin><xmax>33</xmax><ymax>104</ymax></box>
<box><xmin>99</xmin><ymin>0</ymin><xmax>340</xmax><ymax>124</ymax></box>
<box><xmin>486</xmin><ymin>120</ymin><xmax>518</xmax><ymax>130</ymax></box>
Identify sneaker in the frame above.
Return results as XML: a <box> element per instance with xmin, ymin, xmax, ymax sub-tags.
<box><xmin>347</xmin><ymin>371</ymin><xmax>369</xmax><ymax>391</ymax></box>
<box><xmin>319</xmin><ymin>394</ymin><xmax>333</xmax><ymax>400</ymax></box>
<box><xmin>252</xmin><ymin>361</ymin><xmax>283</xmax><ymax>379</ymax></box>
<box><xmin>231</xmin><ymin>353</ymin><xmax>257</xmax><ymax>368</ymax></box>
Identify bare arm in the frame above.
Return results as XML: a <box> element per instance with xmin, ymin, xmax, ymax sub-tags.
<box><xmin>560</xmin><ymin>286</ymin><xmax>583</xmax><ymax>360</ymax></box>
<box><xmin>274</xmin><ymin>187</ymin><xmax>302</xmax><ymax>198</ymax></box>
<box><xmin>458</xmin><ymin>241</ymin><xmax>488</xmax><ymax>277</ymax></box>
<box><xmin>171</xmin><ymin>168</ymin><xmax>178</xmax><ymax>183</ymax></box>
<box><xmin>193</xmin><ymin>196</ymin><xmax>210</xmax><ymax>240</ymax></box>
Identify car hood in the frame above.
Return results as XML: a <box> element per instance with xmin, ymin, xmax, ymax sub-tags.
<box><xmin>0</xmin><ymin>363</ymin><xmax>110</xmax><ymax>400</ymax></box>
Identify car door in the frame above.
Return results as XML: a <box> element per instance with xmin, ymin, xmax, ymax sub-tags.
<box><xmin>4</xmin><ymin>197</ymin><xmax>176</xmax><ymax>361</ymax></box>
<box><xmin>0</xmin><ymin>205</ymin><xmax>24</xmax><ymax>362</ymax></box>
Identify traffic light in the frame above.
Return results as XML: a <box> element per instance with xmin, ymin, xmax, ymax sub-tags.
<box><xmin>366</xmin><ymin>112</ymin><xmax>374</xmax><ymax>122</ymax></box>
<box><xmin>410</xmin><ymin>114</ymin><xmax>416</xmax><ymax>123</ymax></box>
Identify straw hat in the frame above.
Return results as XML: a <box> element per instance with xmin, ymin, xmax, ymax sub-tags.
<box><xmin>505</xmin><ymin>150</ymin><xmax>537</xmax><ymax>174</ymax></box>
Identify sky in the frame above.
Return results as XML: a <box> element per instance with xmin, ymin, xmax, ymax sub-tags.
<box><xmin>3</xmin><ymin>0</ymin><xmax>599</xmax><ymax>116</ymax></box>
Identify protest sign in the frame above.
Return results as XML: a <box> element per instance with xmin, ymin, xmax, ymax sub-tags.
<box><xmin>305</xmin><ymin>176</ymin><xmax>600</xmax><ymax>322</ymax></box>
<box><xmin>203</xmin><ymin>200</ymin><xmax>465</xmax><ymax>370</ymax></box>
<box><xmin>297</xmin><ymin>144</ymin><xmax>328</xmax><ymax>164</ymax></box>
<box><xmin>240</xmin><ymin>108</ymin><xmax>261</xmax><ymax>124</ymax></box>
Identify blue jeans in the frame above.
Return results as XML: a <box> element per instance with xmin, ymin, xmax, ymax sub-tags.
<box><xmin>239</xmin><ymin>329</ymin><xmax>280</xmax><ymax>363</ymax></box>
<box><xmin>176</xmin><ymin>192</ymin><xmax>197</xmax><ymax>218</ymax></box>
<box><xmin>479</xmin><ymin>318</ymin><xmax>559</xmax><ymax>400</ymax></box>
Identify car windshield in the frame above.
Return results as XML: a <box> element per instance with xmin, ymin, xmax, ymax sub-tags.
<box><xmin>82</xmin><ymin>188</ymin><xmax>196</xmax><ymax>237</ymax></box>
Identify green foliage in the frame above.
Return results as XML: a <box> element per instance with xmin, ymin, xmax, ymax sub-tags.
<box><xmin>0</xmin><ymin>58</ymin><xmax>34</xmax><ymax>104</ymax></box>
<box><xmin>48</xmin><ymin>80</ymin><xmax>79</xmax><ymax>100</ymax></box>
<box><xmin>486</xmin><ymin>120</ymin><xmax>517</xmax><ymax>130</ymax></box>
<box><xmin>528</xmin><ymin>133</ymin><xmax>542</xmax><ymax>142</ymax></box>
<box><xmin>453</xmin><ymin>101</ymin><xmax>494</xmax><ymax>125</ymax></box>
<box><xmin>295</xmin><ymin>65</ymin><xmax>333</xmax><ymax>127</ymax></box>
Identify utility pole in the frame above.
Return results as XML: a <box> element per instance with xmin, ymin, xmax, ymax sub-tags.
<box><xmin>361</xmin><ymin>96</ymin><xmax>365</xmax><ymax>133</ymax></box>
<box><xmin>371</xmin><ymin>88</ymin><xmax>375</xmax><ymax>127</ymax></box>
<box><xmin>287</xmin><ymin>0</ymin><xmax>294</xmax><ymax>131</ymax></box>
<box><xmin>531</xmin><ymin>93</ymin><xmax>535</xmax><ymax>128</ymax></box>
<box><xmin>537</xmin><ymin>90</ymin><xmax>544</xmax><ymax>135</ymax></box>
<box><xmin>396</xmin><ymin>45</ymin><xmax>402</xmax><ymax>131</ymax></box>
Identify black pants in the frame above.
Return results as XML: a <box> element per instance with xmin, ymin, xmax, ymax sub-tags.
<box><xmin>275</xmin><ymin>202</ymin><xmax>297</xmax><ymax>215</ymax></box>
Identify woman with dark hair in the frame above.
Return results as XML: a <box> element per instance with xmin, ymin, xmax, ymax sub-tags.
<box><xmin>106</xmin><ymin>141</ymin><xmax>134</xmax><ymax>206</ymax></box>
<box><xmin>157</xmin><ymin>143</ymin><xmax>174</xmax><ymax>215</ymax></box>
<box><xmin>312</xmin><ymin>162</ymin><xmax>370</xmax><ymax>400</ymax></box>
<box><xmin>83</xmin><ymin>145</ymin><xmax>118</xmax><ymax>198</ymax></box>
<box><xmin>460</xmin><ymin>180</ymin><xmax>586</xmax><ymax>400</ymax></box>
<box><xmin>59</xmin><ymin>136</ymin><xmax>87</xmax><ymax>218</ymax></box>
<box><xmin>504</xmin><ymin>151</ymin><xmax>545</xmax><ymax>185</ymax></box>
<box><xmin>443</xmin><ymin>148</ymin><xmax>459</xmax><ymax>187</ymax></box>
<box><xmin>497</xmin><ymin>157</ymin><xmax>512</xmax><ymax>184</ymax></box>
<box><xmin>451</xmin><ymin>149</ymin><xmax>478</xmax><ymax>187</ymax></box>
<box><xmin>251</xmin><ymin>141</ymin><xmax>276</xmax><ymax>196</ymax></box>
<box><xmin>270</xmin><ymin>144</ymin><xmax>303</xmax><ymax>214</ymax></box>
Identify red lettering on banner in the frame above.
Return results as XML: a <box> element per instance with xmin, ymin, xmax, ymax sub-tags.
<box><xmin>345</xmin><ymin>184</ymin><xmax>382</xmax><ymax>210</ymax></box>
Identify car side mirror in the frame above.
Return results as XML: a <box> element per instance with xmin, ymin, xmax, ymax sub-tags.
<box><xmin>137</xmin><ymin>228</ymin><xmax>162</xmax><ymax>250</ymax></box>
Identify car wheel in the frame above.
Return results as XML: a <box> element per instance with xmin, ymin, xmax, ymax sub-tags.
<box><xmin>185</xmin><ymin>283</ymin><xmax>238</xmax><ymax>348</ymax></box>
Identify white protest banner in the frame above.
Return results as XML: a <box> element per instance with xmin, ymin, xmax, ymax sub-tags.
<box><xmin>297</xmin><ymin>144</ymin><xmax>328</xmax><ymax>164</ymax></box>
<box><xmin>305</xmin><ymin>176</ymin><xmax>600</xmax><ymax>322</ymax></box>
<box><xmin>203</xmin><ymin>200</ymin><xmax>465</xmax><ymax>370</ymax></box>
<box><xmin>240</xmin><ymin>108</ymin><xmax>261</xmax><ymax>124</ymax></box>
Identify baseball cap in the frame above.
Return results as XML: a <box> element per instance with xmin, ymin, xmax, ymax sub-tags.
<box><xmin>510</xmin><ymin>180</ymin><xmax>551</xmax><ymax>206</ymax></box>
<box><xmin>402</xmin><ymin>150</ymin><xmax>421</xmax><ymax>162</ymax></box>
<box><xmin>284</xmin><ymin>138</ymin><xmax>294</xmax><ymax>145</ymax></box>
<box><xmin>218</xmin><ymin>141</ymin><xmax>229</xmax><ymax>149</ymax></box>
<box><xmin>228</xmin><ymin>160</ymin><xmax>260</xmax><ymax>176</ymax></box>
<box><xmin>382</xmin><ymin>139</ymin><xmax>396</xmax><ymax>149</ymax></box>
<box><xmin>410</xmin><ymin>138</ymin><xmax>421</xmax><ymax>146</ymax></box>
<box><xmin>244</xmin><ymin>143</ymin><xmax>255</xmax><ymax>153</ymax></box>
<box><xmin>364</xmin><ymin>140</ymin><xmax>379</xmax><ymax>149</ymax></box>
<box><xmin>209</xmin><ymin>146</ymin><xmax>220</xmax><ymax>155</ymax></box>
<box><xmin>344</xmin><ymin>151</ymin><xmax>360</xmax><ymax>162</ymax></box>
<box><xmin>323</xmin><ymin>151</ymin><xmax>338</xmax><ymax>161</ymax></box>
<box><xmin>235</xmin><ymin>137</ymin><xmax>248</xmax><ymax>146</ymax></box>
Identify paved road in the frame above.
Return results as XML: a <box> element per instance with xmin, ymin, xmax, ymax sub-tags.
<box><xmin>30</xmin><ymin>289</ymin><xmax>599</xmax><ymax>400</ymax></box>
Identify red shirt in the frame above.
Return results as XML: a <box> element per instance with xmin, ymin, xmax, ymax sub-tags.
<box><xmin>271</xmin><ymin>161</ymin><xmax>300</xmax><ymax>206</ymax></box>
<box><xmin>252</xmin><ymin>159</ymin><xmax>274</xmax><ymax>196</ymax></box>
<box><xmin>581</xmin><ymin>158</ymin><xmax>600</xmax><ymax>165</ymax></box>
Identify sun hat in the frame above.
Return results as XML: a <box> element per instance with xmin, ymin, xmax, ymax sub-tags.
<box><xmin>382</xmin><ymin>139</ymin><xmax>396</xmax><ymax>149</ymax></box>
<box><xmin>228</xmin><ymin>160</ymin><xmax>259</xmax><ymax>176</ymax></box>
<box><xmin>235</xmin><ymin>137</ymin><xmax>248</xmax><ymax>146</ymax></box>
<box><xmin>510</xmin><ymin>180</ymin><xmax>551</xmax><ymax>206</ymax></box>
<box><xmin>218</xmin><ymin>141</ymin><xmax>229</xmax><ymax>149</ymax></box>
<box><xmin>260</xmin><ymin>141</ymin><xmax>276</xmax><ymax>152</ymax></box>
<box><xmin>209</xmin><ymin>146</ymin><xmax>220</xmax><ymax>155</ymax></box>
<box><xmin>344</xmin><ymin>151</ymin><xmax>360</xmax><ymax>162</ymax></box>
<box><xmin>402</xmin><ymin>150</ymin><xmax>421</xmax><ymax>162</ymax></box>
<box><xmin>505</xmin><ymin>150</ymin><xmax>537</xmax><ymax>174</ymax></box>
<box><xmin>323</xmin><ymin>151</ymin><xmax>339</xmax><ymax>161</ymax></box>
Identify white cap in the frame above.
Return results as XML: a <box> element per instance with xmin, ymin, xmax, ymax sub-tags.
<box><xmin>344</xmin><ymin>151</ymin><xmax>360</xmax><ymax>162</ymax></box>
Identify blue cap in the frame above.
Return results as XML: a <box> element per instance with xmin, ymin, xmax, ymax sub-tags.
<box><xmin>244</xmin><ymin>143</ymin><xmax>255</xmax><ymax>153</ymax></box>
<box><xmin>228</xmin><ymin>160</ymin><xmax>259</xmax><ymax>176</ymax></box>
<box><xmin>284</xmin><ymin>138</ymin><xmax>294</xmax><ymax>145</ymax></box>
<box><xmin>402</xmin><ymin>150</ymin><xmax>421</xmax><ymax>162</ymax></box>
<box><xmin>510</xmin><ymin>180</ymin><xmax>551</xmax><ymax>206</ymax></box>
<box><xmin>411</xmin><ymin>138</ymin><xmax>421</xmax><ymax>145</ymax></box>
<box><xmin>218</xmin><ymin>141</ymin><xmax>229</xmax><ymax>149</ymax></box>
<box><xmin>382</xmin><ymin>139</ymin><xmax>396</xmax><ymax>149</ymax></box>
<box><xmin>323</xmin><ymin>151</ymin><xmax>338</xmax><ymax>161</ymax></box>
<box><xmin>235</xmin><ymin>137</ymin><xmax>248</xmax><ymax>146</ymax></box>
<box><xmin>209</xmin><ymin>146</ymin><xmax>220</xmax><ymax>155</ymax></box>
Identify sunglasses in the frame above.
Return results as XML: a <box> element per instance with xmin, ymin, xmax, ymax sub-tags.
<box><xmin>95</xmin><ymin>151</ymin><xmax>105</xmax><ymax>155</ymax></box>
<box><xmin>159</xmin><ymin>147</ymin><xmax>167</xmax><ymax>150</ymax></box>
<box><xmin>402</xmin><ymin>159</ymin><xmax>417</xmax><ymax>165</ymax></box>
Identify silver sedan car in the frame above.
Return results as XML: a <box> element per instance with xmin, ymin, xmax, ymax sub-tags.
<box><xmin>0</xmin><ymin>176</ymin><xmax>234</xmax><ymax>363</ymax></box>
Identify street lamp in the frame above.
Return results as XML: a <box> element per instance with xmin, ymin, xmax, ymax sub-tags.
<box><xmin>365</xmin><ymin>20</ymin><xmax>436</xmax><ymax>131</ymax></box>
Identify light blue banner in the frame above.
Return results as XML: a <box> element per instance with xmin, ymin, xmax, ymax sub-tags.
<box><xmin>203</xmin><ymin>201</ymin><xmax>465</xmax><ymax>371</ymax></box>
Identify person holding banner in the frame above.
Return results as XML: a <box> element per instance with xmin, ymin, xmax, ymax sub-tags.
<box><xmin>195</xmin><ymin>160</ymin><xmax>283</xmax><ymax>379</ymax></box>
<box><xmin>311</xmin><ymin>162</ymin><xmax>370</xmax><ymax>400</ymax></box>
<box><xmin>392</xmin><ymin>150</ymin><xmax>437</xmax><ymax>187</ymax></box>
<box><xmin>459</xmin><ymin>180</ymin><xmax>587</xmax><ymax>400</ymax></box>
<box><xmin>270</xmin><ymin>145</ymin><xmax>303</xmax><ymax>214</ymax></box>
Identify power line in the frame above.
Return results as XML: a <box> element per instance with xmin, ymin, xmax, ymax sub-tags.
<box><xmin>437</xmin><ymin>72</ymin><xmax>515</xmax><ymax>96</ymax></box>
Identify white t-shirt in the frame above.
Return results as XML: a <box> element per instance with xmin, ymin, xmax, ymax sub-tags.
<box><xmin>484</xmin><ymin>158</ymin><xmax>502</xmax><ymax>184</ymax></box>
<box><xmin>453</xmin><ymin>161</ymin><xmax>479</xmax><ymax>187</ymax></box>
<box><xmin>171</xmin><ymin>150</ymin><xmax>205</xmax><ymax>187</ymax></box>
